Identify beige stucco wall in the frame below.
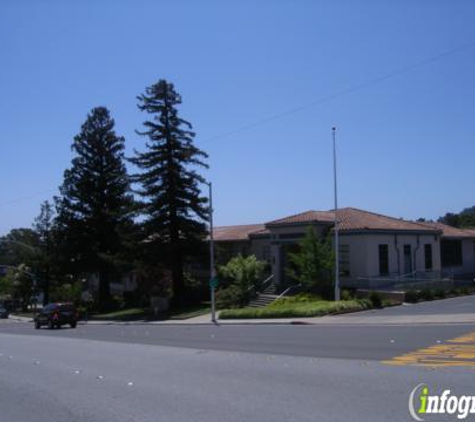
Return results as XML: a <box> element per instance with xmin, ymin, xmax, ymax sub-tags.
<box><xmin>266</xmin><ymin>226</ymin><xmax>442</xmax><ymax>286</ymax></box>
<box><xmin>339</xmin><ymin>233</ymin><xmax>441</xmax><ymax>280</ymax></box>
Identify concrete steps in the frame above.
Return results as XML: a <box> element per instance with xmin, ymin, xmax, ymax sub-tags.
<box><xmin>248</xmin><ymin>294</ymin><xmax>279</xmax><ymax>307</ymax></box>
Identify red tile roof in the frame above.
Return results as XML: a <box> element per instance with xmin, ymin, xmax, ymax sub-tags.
<box><xmin>335</xmin><ymin>207</ymin><xmax>438</xmax><ymax>233</ymax></box>
<box><xmin>418</xmin><ymin>222</ymin><xmax>475</xmax><ymax>238</ymax></box>
<box><xmin>266</xmin><ymin>207</ymin><xmax>439</xmax><ymax>233</ymax></box>
<box><xmin>214</xmin><ymin>208</ymin><xmax>468</xmax><ymax>242</ymax></box>
<box><xmin>212</xmin><ymin>224</ymin><xmax>266</xmax><ymax>241</ymax></box>
<box><xmin>266</xmin><ymin>210</ymin><xmax>335</xmax><ymax>226</ymax></box>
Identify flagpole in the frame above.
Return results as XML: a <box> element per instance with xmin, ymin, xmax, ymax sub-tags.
<box><xmin>333</xmin><ymin>127</ymin><xmax>340</xmax><ymax>301</ymax></box>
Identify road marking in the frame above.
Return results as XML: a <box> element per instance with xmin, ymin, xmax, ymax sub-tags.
<box><xmin>383</xmin><ymin>331</ymin><xmax>475</xmax><ymax>367</ymax></box>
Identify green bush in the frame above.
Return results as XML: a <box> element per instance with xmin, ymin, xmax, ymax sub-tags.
<box><xmin>219</xmin><ymin>298</ymin><xmax>372</xmax><ymax>319</ymax></box>
<box><xmin>434</xmin><ymin>289</ymin><xmax>446</xmax><ymax>299</ymax></box>
<box><xmin>405</xmin><ymin>290</ymin><xmax>420</xmax><ymax>303</ymax></box>
<box><xmin>341</xmin><ymin>289</ymin><xmax>354</xmax><ymax>301</ymax></box>
<box><xmin>218</xmin><ymin>254</ymin><xmax>267</xmax><ymax>292</ymax></box>
<box><xmin>369</xmin><ymin>291</ymin><xmax>382</xmax><ymax>308</ymax></box>
<box><xmin>420</xmin><ymin>289</ymin><xmax>435</xmax><ymax>301</ymax></box>
<box><xmin>216</xmin><ymin>285</ymin><xmax>248</xmax><ymax>309</ymax></box>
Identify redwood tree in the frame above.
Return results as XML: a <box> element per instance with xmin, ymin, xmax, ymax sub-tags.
<box><xmin>130</xmin><ymin>80</ymin><xmax>208</xmax><ymax>304</ymax></box>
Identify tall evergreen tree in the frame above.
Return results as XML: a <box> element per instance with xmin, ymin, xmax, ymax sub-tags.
<box><xmin>56</xmin><ymin>107</ymin><xmax>134</xmax><ymax>308</ymax></box>
<box><xmin>32</xmin><ymin>200</ymin><xmax>55</xmax><ymax>304</ymax></box>
<box><xmin>130</xmin><ymin>80</ymin><xmax>209</xmax><ymax>304</ymax></box>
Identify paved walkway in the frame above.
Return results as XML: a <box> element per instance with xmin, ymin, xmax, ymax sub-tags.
<box><xmin>9</xmin><ymin>295</ymin><xmax>475</xmax><ymax>326</ymax></box>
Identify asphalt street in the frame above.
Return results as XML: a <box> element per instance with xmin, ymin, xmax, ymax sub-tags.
<box><xmin>1</xmin><ymin>296</ymin><xmax>475</xmax><ymax>422</ymax></box>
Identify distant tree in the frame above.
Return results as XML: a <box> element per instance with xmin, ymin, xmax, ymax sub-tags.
<box><xmin>439</xmin><ymin>206</ymin><xmax>475</xmax><ymax>228</ymax></box>
<box><xmin>55</xmin><ymin>107</ymin><xmax>134</xmax><ymax>309</ymax></box>
<box><xmin>32</xmin><ymin>201</ymin><xmax>56</xmax><ymax>304</ymax></box>
<box><xmin>4</xmin><ymin>265</ymin><xmax>35</xmax><ymax>311</ymax></box>
<box><xmin>438</xmin><ymin>212</ymin><xmax>461</xmax><ymax>227</ymax></box>
<box><xmin>0</xmin><ymin>228</ymin><xmax>39</xmax><ymax>267</ymax></box>
<box><xmin>286</xmin><ymin>227</ymin><xmax>334</xmax><ymax>298</ymax></box>
<box><xmin>0</xmin><ymin>273</ymin><xmax>14</xmax><ymax>298</ymax></box>
<box><xmin>130</xmin><ymin>79</ymin><xmax>209</xmax><ymax>304</ymax></box>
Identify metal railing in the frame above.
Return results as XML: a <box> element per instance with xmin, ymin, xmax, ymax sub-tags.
<box><xmin>247</xmin><ymin>274</ymin><xmax>275</xmax><ymax>296</ymax></box>
<box><xmin>344</xmin><ymin>270</ymin><xmax>455</xmax><ymax>292</ymax></box>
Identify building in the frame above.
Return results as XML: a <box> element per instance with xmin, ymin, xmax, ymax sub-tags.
<box><xmin>213</xmin><ymin>207</ymin><xmax>475</xmax><ymax>290</ymax></box>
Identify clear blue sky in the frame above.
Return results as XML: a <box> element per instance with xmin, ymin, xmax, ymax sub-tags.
<box><xmin>1</xmin><ymin>1</ymin><xmax>474</xmax><ymax>235</ymax></box>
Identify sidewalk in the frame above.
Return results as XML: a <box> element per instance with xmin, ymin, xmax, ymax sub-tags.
<box><xmin>10</xmin><ymin>312</ymin><xmax>475</xmax><ymax>326</ymax></box>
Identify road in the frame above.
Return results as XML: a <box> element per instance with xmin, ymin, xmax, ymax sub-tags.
<box><xmin>1</xmin><ymin>295</ymin><xmax>475</xmax><ymax>422</ymax></box>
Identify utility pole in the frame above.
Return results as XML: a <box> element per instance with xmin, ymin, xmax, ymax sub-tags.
<box><xmin>206</xmin><ymin>182</ymin><xmax>217</xmax><ymax>323</ymax></box>
<box><xmin>333</xmin><ymin>127</ymin><xmax>340</xmax><ymax>301</ymax></box>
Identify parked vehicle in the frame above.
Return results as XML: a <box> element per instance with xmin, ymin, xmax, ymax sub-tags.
<box><xmin>34</xmin><ymin>303</ymin><xmax>78</xmax><ymax>329</ymax></box>
<box><xmin>0</xmin><ymin>307</ymin><xmax>9</xmax><ymax>319</ymax></box>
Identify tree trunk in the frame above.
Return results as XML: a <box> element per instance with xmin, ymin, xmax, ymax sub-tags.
<box><xmin>98</xmin><ymin>269</ymin><xmax>111</xmax><ymax>310</ymax></box>
<box><xmin>171</xmin><ymin>242</ymin><xmax>185</xmax><ymax>306</ymax></box>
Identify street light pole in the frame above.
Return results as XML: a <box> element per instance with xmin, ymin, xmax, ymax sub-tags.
<box><xmin>332</xmin><ymin>127</ymin><xmax>340</xmax><ymax>301</ymax></box>
<box><xmin>207</xmin><ymin>181</ymin><xmax>217</xmax><ymax>323</ymax></box>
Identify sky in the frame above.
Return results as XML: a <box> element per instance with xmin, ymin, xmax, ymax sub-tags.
<box><xmin>1</xmin><ymin>0</ymin><xmax>474</xmax><ymax>235</ymax></box>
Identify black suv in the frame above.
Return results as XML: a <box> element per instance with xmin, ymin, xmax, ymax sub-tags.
<box><xmin>34</xmin><ymin>303</ymin><xmax>78</xmax><ymax>329</ymax></box>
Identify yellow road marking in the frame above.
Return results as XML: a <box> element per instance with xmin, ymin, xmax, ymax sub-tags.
<box><xmin>383</xmin><ymin>331</ymin><xmax>475</xmax><ymax>367</ymax></box>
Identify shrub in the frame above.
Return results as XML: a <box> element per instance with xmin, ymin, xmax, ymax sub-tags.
<box><xmin>405</xmin><ymin>290</ymin><xmax>419</xmax><ymax>303</ymax></box>
<box><xmin>369</xmin><ymin>291</ymin><xmax>382</xmax><ymax>308</ymax></box>
<box><xmin>420</xmin><ymin>289</ymin><xmax>435</xmax><ymax>301</ymax></box>
<box><xmin>218</xmin><ymin>254</ymin><xmax>267</xmax><ymax>292</ymax></box>
<box><xmin>434</xmin><ymin>289</ymin><xmax>446</xmax><ymax>299</ymax></box>
<box><xmin>341</xmin><ymin>289</ymin><xmax>353</xmax><ymax>301</ymax></box>
<box><xmin>216</xmin><ymin>285</ymin><xmax>248</xmax><ymax>309</ymax></box>
<box><xmin>219</xmin><ymin>299</ymin><xmax>372</xmax><ymax>319</ymax></box>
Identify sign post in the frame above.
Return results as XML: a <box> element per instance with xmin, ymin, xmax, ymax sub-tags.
<box><xmin>207</xmin><ymin>182</ymin><xmax>217</xmax><ymax>323</ymax></box>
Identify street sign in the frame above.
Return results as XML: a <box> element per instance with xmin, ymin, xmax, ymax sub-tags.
<box><xmin>209</xmin><ymin>277</ymin><xmax>219</xmax><ymax>288</ymax></box>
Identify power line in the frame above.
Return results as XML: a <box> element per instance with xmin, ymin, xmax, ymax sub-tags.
<box><xmin>202</xmin><ymin>40</ymin><xmax>475</xmax><ymax>143</ymax></box>
<box><xmin>0</xmin><ymin>189</ymin><xmax>56</xmax><ymax>208</ymax></box>
<box><xmin>2</xmin><ymin>40</ymin><xmax>474</xmax><ymax>208</ymax></box>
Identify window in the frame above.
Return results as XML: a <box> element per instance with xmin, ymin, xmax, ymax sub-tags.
<box><xmin>378</xmin><ymin>244</ymin><xmax>389</xmax><ymax>275</ymax></box>
<box><xmin>424</xmin><ymin>244</ymin><xmax>433</xmax><ymax>270</ymax></box>
<box><xmin>441</xmin><ymin>240</ymin><xmax>463</xmax><ymax>267</ymax></box>
<box><xmin>339</xmin><ymin>244</ymin><xmax>350</xmax><ymax>276</ymax></box>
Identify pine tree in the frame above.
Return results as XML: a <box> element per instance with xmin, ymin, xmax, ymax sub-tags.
<box><xmin>56</xmin><ymin>107</ymin><xmax>134</xmax><ymax>308</ymax></box>
<box><xmin>130</xmin><ymin>80</ymin><xmax>209</xmax><ymax>304</ymax></box>
<box><xmin>32</xmin><ymin>200</ymin><xmax>55</xmax><ymax>304</ymax></box>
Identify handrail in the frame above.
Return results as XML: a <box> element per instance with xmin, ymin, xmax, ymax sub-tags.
<box><xmin>275</xmin><ymin>287</ymin><xmax>291</xmax><ymax>301</ymax></box>
<box><xmin>247</xmin><ymin>274</ymin><xmax>274</xmax><ymax>293</ymax></box>
<box><xmin>275</xmin><ymin>283</ymin><xmax>301</xmax><ymax>301</ymax></box>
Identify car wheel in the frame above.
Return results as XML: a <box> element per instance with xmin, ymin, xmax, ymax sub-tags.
<box><xmin>48</xmin><ymin>319</ymin><xmax>54</xmax><ymax>329</ymax></box>
<box><xmin>34</xmin><ymin>321</ymin><xmax>41</xmax><ymax>329</ymax></box>
<box><xmin>70</xmin><ymin>322</ymin><xmax>77</xmax><ymax>329</ymax></box>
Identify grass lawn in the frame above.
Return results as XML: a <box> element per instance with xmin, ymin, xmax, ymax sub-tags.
<box><xmin>91</xmin><ymin>303</ymin><xmax>210</xmax><ymax>321</ymax></box>
<box><xmin>219</xmin><ymin>293</ymin><xmax>372</xmax><ymax>319</ymax></box>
